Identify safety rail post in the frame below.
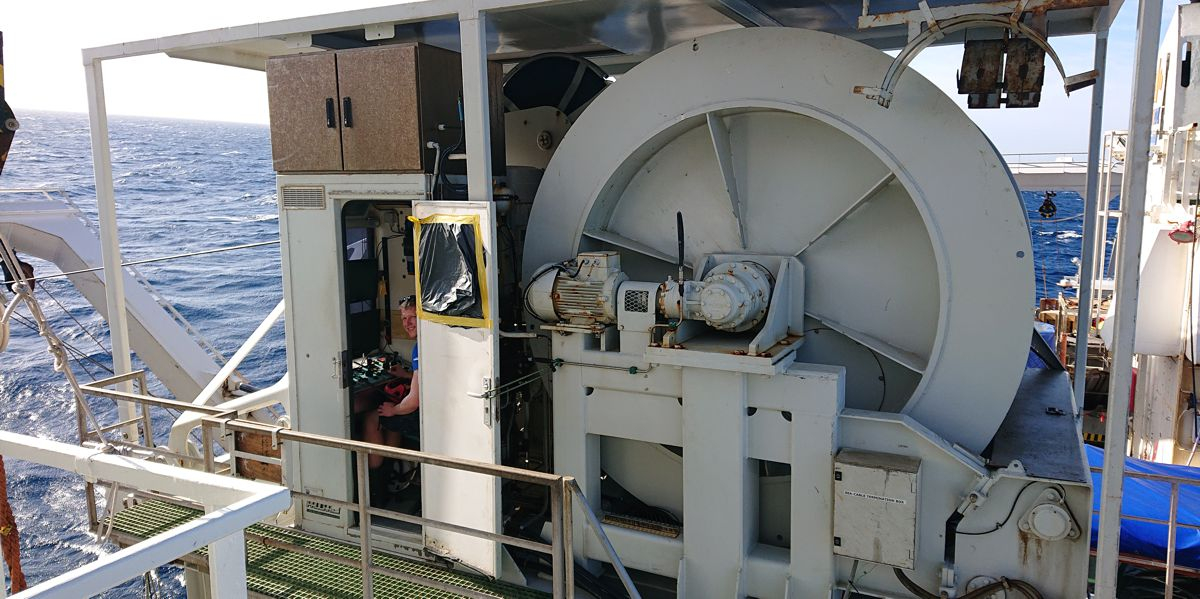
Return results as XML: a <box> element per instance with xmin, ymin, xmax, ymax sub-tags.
<box><xmin>1167</xmin><ymin>481</ymin><xmax>1179</xmax><ymax>599</ymax></box>
<box><xmin>551</xmin><ymin>476</ymin><xmax>565</xmax><ymax>599</ymax></box>
<box><xmin>357</xmin><ymin>450</ymin><xmax>374</xmax><ymax>598</ymax></box>
<box><xmin>1073</xmin><ymin>29</ymin><xmax>1108</xmax><ymax>411</ymax></box>
<box><xmin>569</xmin><ymin>480</ymin><xmax>641</xmax><ymax>599</ymax></box>
<box><xmin>137</xmin><ymin>371</ymin><xmax>153</xmax><ymax>447</ymax></box>
<box><xmin>1095</xmin><ymin>0</ymin><xmax>1163</xmax><ymax>593</ymax></box>
<box><xmin>561</xmin><ymin>477</ymin><xmax>574</xmax><ymax>596</ymax></box>
<box><xmin>202</xmin><ymin>424</ymin><xmax>215</xmax><ymax>474</ymax></box>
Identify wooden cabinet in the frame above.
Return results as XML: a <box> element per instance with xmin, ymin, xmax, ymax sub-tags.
<box><xmin>266</xmin><ymin>52</ymin><xmax>343</xmax><ymax>172</ymax></box>
<box><xmin>267</xmin><ymin>43</ymin><xmax>504</xmax><ymax>174</ymax></box>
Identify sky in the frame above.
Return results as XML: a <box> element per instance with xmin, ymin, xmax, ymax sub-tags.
<box><xmin>0</xmin><ymin>0</ymin><xmax>1184</xmax><ymax>155</ymax></box>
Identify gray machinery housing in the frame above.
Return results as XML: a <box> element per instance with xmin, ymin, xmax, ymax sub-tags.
<box><xmin>522</xmin><ymin>27</ymin><xmax>1090</xmax><ymax>598</ymax></box>
<box><xmin>269</xmin><ymin>24</ymin><xmax>1090</xmax><ymax>599</ymax></box>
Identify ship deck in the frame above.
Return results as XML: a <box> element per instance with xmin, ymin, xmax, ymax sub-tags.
<box><xmin>108</xmin><ymin>500</ymin><xmax>550</xmax><ymax>599</ymax></box>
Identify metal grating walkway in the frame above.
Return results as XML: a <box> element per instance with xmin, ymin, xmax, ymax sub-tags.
<box><xmin>108</xmin><ymin>500</ymin><xmax>549</xmax><ymax>598</ymax></box>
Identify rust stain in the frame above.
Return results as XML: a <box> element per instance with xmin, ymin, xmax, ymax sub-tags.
<box><xmin>1017</xmin><ymin>528</ymin><xmax>1046</xmax><ymax>567</ymax></box>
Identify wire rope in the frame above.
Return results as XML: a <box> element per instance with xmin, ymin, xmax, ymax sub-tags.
<box><xmin>39</xmin><ymin>281</ymin><xmax>108</xmax><ymax>354</ymax></box>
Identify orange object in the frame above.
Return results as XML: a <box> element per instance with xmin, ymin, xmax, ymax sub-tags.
<box><xmin>0</xmin><ymin>456</ymin><xmax>26</xmax><ymax>592</ymax></box>
<box><xmin>384</xmin><ymin>381</ymin><xmax>408</xmax><ymax>400</ymax></box>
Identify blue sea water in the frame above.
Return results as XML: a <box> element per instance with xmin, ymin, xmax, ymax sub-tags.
<box><xmin>0</xmin><ymin>110</ymin><xmax>1108</xmax><ymax>596</ymax></box>
<box><xmin>2</xmin><ymin>110</ymin><xmax>283</xmax><ymax>597</ymax></box>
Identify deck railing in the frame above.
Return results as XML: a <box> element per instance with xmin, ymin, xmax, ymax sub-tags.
<box><xmin>1089</xmin><ymin>464</ymin><xmax>1200</xmax><ymax>599</ymax></box>
<box><xmin>79</xmin><ymin>371</ymin><xmax>640</xmax><ymax>599</ymax></box>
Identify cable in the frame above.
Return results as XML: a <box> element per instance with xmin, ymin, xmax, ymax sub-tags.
<box><xmin>8</xmin><ymin>310</ymin><xmax>113</xmax><ymax>375</ymax></box>
<box><xmin>40</xmin><ymin>282</ymin><xmax>108</xmax><ymax>354</ymax></box>
<box><xmin>892</xmin><ymin>568</ymin><xmax>940</xmax><ymax>599</ymax></box>
<box><xmin>522</xmin><ymin>262</ymin><xmax>569</xmax><ymax>324</ymax></box>
<box><xmin>16</xmin><ymin>239</ymin><xmax>281</xmax><ymax>284</ymax></box>
<box><xmin>957</xmin><ymin>480</ymin><xmax>1038</xmax><ymax>535</ymax></box>
<box><xmin>893</xmin><ymin>568</ymin><xmax>1044</xmax><ymax>599</ymax></box>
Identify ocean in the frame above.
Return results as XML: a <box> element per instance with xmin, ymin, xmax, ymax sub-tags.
<box><xmin>1</xmin><ymin>110</ymin><xmax>283</xmax><ymax>597</ymax></box>
<box><xmin>0</xmin><ymin>109</ymin><xmax>1105</xmax><ymax>596</ymax></box>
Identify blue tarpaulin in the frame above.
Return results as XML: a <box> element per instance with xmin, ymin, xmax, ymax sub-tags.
<box><xmin>1028</xmin><ymin>322</ymin><xmax>1057</xmax><ymax>369</ymax></box>
<box><xmin>1087</xmin><ymin>445</ymin><xmax>1200</xmax><ymax>568</ymax></box>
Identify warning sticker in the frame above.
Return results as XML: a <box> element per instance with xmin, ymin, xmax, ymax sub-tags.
<box><xmin>842</xmin><ymin>489</ymin><xmax>907</xmax><ymax>505</ymax></box>
<box><xmin>305</xmin><ymin>500</ymin><xmax>342</xmax><ymax>518</ymax></box>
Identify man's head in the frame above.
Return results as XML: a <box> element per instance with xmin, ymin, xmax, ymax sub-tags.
<box><xmin>399</xmin><ymin>296</ymin><xmax>418</xmax><ymax>339</ymax></box>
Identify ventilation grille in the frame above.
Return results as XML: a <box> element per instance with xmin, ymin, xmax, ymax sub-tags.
<box><xmin>623</xmin><ymin>289</ymin><xmax>650</xmax><ymax>313</ymax></box>
<box><xmin>281</xmin><ymin>185</ymin><xmax>326</xmax><ymax>210</ymax></box>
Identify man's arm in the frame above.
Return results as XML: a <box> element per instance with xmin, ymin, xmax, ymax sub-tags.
<box><xmin>393</xmin><ymin>371</ymin><xmax>419</xmax><ymax>415</ymax></box>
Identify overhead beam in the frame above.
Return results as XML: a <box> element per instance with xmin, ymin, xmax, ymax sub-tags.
<box><xmin>703</xmin><ymin>0</ymin><xmax>782</xmax><ymax>27</ymax></box>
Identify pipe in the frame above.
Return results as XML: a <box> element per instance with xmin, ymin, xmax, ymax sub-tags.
<box><xmin>191</xmin><ymin>299</ymin><xmax>284</xmax><ymax>406</ymax></box>
<box><xmin>168</xmin><ymin>374</ymin><xmax>289</xmax><ymax>458</ymax></box>
<box><xmin>1094</xmin><ymin>0</ymin><xmax>1163</xmax><ymax>595</ymax></box>
<box><xmin>1073</xmin><ymin>31</ymin><xmax>1109</xmax><ymax>413</ymax></box>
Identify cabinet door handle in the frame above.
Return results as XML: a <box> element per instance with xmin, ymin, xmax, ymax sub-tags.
<box><xmin>324</xmin><ymin>98</ymin><xmax>336</xmax><ymax>128</ymax></box>
<box><xmin>342</xmin><ymin>97</ymin><xmax>353</xmax><ymax>128</ymax></box>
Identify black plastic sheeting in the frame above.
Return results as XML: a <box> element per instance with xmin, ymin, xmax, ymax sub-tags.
<box><xmin>418</xmin><ymin>222</ymin><xmax>482</xmax><ymax>320</ymax></box>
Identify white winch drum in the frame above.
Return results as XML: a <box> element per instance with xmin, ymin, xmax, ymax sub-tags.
<box><xmin>523</xmin><ymin>27</ymin><xmax>1033</xmax><ymax>454</ymax></box>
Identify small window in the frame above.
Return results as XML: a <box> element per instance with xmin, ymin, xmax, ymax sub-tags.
<box><xmin>344</xmin><ymin>226</ymin><xmax>374</xmax><ymax>261</ymax></box>
<box><xmin>410</xmin><ymin>214</ymin><xmax>490</xmax><ymax>328</ymax></box>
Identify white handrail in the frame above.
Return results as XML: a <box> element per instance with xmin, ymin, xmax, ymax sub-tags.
<box><xmin>192</xmin><ymin>300</ymin><xmax>284</xmax><ymax>407</ymax></box>
<box><xmin>0</xmin><ymin>430</ymin><xmax>289</xmax><ymax>598</ymax></box>
<box><xmin>169</xmin><ymin>375</ymin><xmax>289</xmax><ymax>457</ymax></box>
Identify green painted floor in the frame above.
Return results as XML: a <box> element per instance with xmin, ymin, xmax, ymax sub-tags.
<box><xmin>109</xmin><ymin>500</ymin><xmax>549</xmax><ymax>598</ymax></box>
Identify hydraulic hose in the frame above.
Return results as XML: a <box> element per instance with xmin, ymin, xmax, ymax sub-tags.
<box><xmin>892</xmin><ymin>568</ymin><xmax>1045</xmax><ymax>599</ymax></box>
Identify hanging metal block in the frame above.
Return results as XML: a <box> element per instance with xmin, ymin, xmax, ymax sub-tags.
<box><xmin>958</xmin><ymin>39</ymin><xmax>1005</xmax><ymax>109</ymax></box>
<box><xmin>1005</xmin><ymin>37</ymin><xmax>1047</xmax><ymax>108</ymax></box>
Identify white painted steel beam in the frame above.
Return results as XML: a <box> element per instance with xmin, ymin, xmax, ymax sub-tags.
<box><xmin>206</xmin><ymin>531</ymin><xmax>248</xmax><ymax>599</ymax></box>
<box><xmin>1094</xmin><ymin>0</ymin><xmax>1163</xmax><ymax>595</ymax></box>
<box><xmin>1073</xmin><ymin>31</ymin><xmax>1107</xmax><ymax>415</ymax></box>
<box><xmin>192</xmin><ymin>300</ymin><xmax>284</xmax><ymax>406</ymax></box>
<box><xmin>84</xmin><ymin>59</ymin><xmax>138</xmax><ymax>442</ymax></box>
<box><xmin>169</xmin><ymin>375</ymin><xmax>289</xmax><ymax>457</ymax></box>
<box><xmin>0</xmin><ymin>430</ymin><xmax>288</xmax><ymax>599</ymax></box>
<box><xmin>459</xmin><ymin>10</ymin><xmax>493</xmax><ymax>204</ymax></box>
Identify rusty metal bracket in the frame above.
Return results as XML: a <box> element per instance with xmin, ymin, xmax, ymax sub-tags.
<box><xmin>1009</xmin><ymin>0</ymin><xmax>1030</xmax><ymax>28</ymax></box>
<box><xmin>855</xmin><ymin>13</ymin><xmax>1095</xmax><ymax>108</ymax></box>
<box><xmin>918</xmin><ymin>0</ymin><xmax>944</xmax><ymax>40</ymax></box>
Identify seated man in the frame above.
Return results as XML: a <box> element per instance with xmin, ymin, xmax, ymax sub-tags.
<box><xmin>362</xmin><ymin>297</ymin><xmax>419</xmax><ymax>471</ymax></box>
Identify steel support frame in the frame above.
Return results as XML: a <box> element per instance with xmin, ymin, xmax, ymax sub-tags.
<box><xmin>1073</xmin><ymin>30</ymin><xmax>1108</xmax><ymax>416</ymax></box>
<box><xmin>1094</xmin><ymin>0</ymin><xmax>1164</xmax><ymax>595</ymax></box>
<box><xmin>83</xmin><ymin>59</ymin><xmax>138</xmax><ymax>442</ymax></box>
<box><xmin>0</xmin><ymin>430</ymin><xmax>288</xmax><ymax>599</ymax></box>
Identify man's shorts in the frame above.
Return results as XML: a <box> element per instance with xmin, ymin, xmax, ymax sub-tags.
<box><xmin>381</xmin><ymin>412</ymin><xmax>420</xmax><ymax>436</ymax></box>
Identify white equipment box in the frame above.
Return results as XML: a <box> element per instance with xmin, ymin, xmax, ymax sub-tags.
<box><xmin>833</xmin><ymin>449</ymin><xmax>922</xmax><ymax>569</ymax></box>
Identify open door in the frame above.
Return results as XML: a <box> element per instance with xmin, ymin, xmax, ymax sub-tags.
<box><xmin>410</xmin><ymin>200</ymin><xmax>500</xmax><ymax>577</ymax></box>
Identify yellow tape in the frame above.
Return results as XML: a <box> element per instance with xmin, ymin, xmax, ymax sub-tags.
<box><xmin>410</xmin><ymin>213</ymin><xmax>491</xmax><ymax>328</ymax></box>
<box><xmin>0</xmin><ymin>64</ymin><xmax>5</xmax><ymax>87</ymax></box>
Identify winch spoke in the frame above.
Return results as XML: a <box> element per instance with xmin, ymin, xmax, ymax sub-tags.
<box><xmin>705</xmin><ymin>112</ymin><xmax>748</xmax><ymax>249</ymax></box>
<box><xmin>805</xmin><ymin>310</ymin><xmax>927</xmax><ymax>372</ymax></box>
<box><xmin>795</xmin><ymin>172</ymin><xmax>896</xmax><ymax>256</ymax></box>
<box><xmin>583</xmin><ymin>228</ymin><xmax>694</xmax><ymax>270</ymax></box>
